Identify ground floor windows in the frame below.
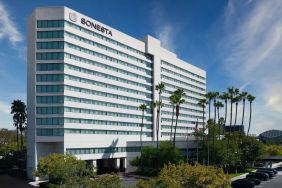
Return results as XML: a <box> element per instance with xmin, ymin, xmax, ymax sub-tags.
<box><xmin>66</xmin><ymin>146</ymin><xmax>141</xmax><ymax>155</ymax></box>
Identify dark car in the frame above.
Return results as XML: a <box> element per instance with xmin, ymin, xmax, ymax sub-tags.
<box><xmin>275</xmin><ymin>166</ymin><xmax>282</xmax><ymax>171</ymax></box>
<box><xmin>245</xmin><ymin>177</ymin><xmax>261</xmax><ymax>185</ymax></box>
<box><xmin>231</xmin><ymin>179</ymin><xmax>255</xmax><ymax>188</ymax></box>
<box><xmin>257</xmin><ymin>167</ymin><xmax>278</xmax><ymax>174</ymax></box>
<box><xmin>256</xmin><ymin>169</ymin><xmax>275</xmax><ymax>178</ymax></box>
<box><xmin>247</xmin><ymin>172</ymin><xmax>269</xmax><ymax>181</ymax></box>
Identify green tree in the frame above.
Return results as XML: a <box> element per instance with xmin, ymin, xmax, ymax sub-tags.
<box><xmin>240</xmin><ymin>92</ymin><xmax>248</xmax><ymax>126</ymax></box>
<box><xmin>83</xmin><ymin>174</ymin><xmax>121</xmax><ymax>188</ymax></box>
<box><xmin>169</xmin><ymin>94</ymin><xmax>178</xmax><ymax>142</ymax></box>
<box><xmin>219</xmin><ymin>92</ymin><xmax>229</xmax><ymax>127</ymax></box>
<box><xmin>215</xmin><ymin>102</ymin><xmax>224</xmax><ymax>135</ymax></box>
<box><xmin>130</xmin><ymin>141</ymin><xmax>183</xmax><ymax>176</ymax></box>
<box><xmin>227</xmin><ymin>87</ymin><xmax>239</xmax><ymax>127</ymax></box>
<box><xmin>247</xmin><ymin>94</ymin><xmax>256</xmax><ymax>136</ymax></box>
<box><xmin>34</xmin><ymin>153</ymin><xmax>93</xmax><ymax>187</ymax></box>
<box><xmin>139</xmin><ymin>104</ymin><xmax>148</xmax><ymax>152</ymax></box>
<box><xmin>233</xmin><ymin>95</ymin><xmax>242</xmax><ymax>125</ymax></box>
<box><xmin>206</xmin><ymin>92</ymin><xmax>214</xmax><ymax>121</ymax></box>
<box><xmin>11</xmin><ymin>100</ymin><xmax>27</xmax><ymax>150</ymax></box>
<box><xmin>172</xmin><ymin>89</ymin><xmax>185</xmax><ymax>148</ymax></box>
<box><xmin>155</xmin><ymin>83</ymin><xmax>165</xmax><ymax>156</ymax></box>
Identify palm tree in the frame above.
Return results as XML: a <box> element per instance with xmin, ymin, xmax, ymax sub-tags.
<box><xmin>240</xmin><ymin>92</ymin><xmax>248</xmax><ymax>126</ymax></box>
<box><xmin>169</xmin><ymin>94</ymin><xmax>178</xmax><ymax>142</ymax></box>
<box><xmin>215</xmin><ymin>101</ymin><xmax>224</xmax><ymax>134</ymax></box>
<box><xmin>247</xmin><ymin>94</ymin><xmax>256</xmax><ymax>136</ymax></box>
<box><xmin>155</xmin><ymin>82</ymin><xmax>165</xmax><ymax>149</ymax></box>
<box><xmin>219</xmin><ymin>92</ymin><xmax>229</xmax><ymax>129</ymax></box>
<box><xmin>206</xmin><ymin>92</ymin><xmax>214</xmax><ymax>121</ymax></box>
<box><xmin>198</xmin><ymin>98</ymin><xmax>207</xmax><ymax>129</ymax></box>
<box><xmin>233</xmin><ymin>95</ymin><xmax>242</xmax><ymax>126</ymax></box>
<box><xmin>11</xmin><ymin>100</ymin><xmax>27</xmax><ymax>150</ymax></box>
<box><xmin>227</xmin><ymin>87</ymin><xmax>239</xmax><ymax>127</ymax></box>
<box><xmin>173</xmin><ymin>89</ymin><xmax>185</xmax><ymax>148</ymax></box>
<box><xmin>153</xmin><ymin>100</ymin><xmax>163</xmax><ymax>171</ymax></box>
<box><xmin>139</xmin><ymin>104</ymin><xmax>147</xmax><ymax>151</ymax></box>
<box><xmin>212</xmin><ymin>92</ymin><xmax>219</xmax><ymax>164</ymax></box>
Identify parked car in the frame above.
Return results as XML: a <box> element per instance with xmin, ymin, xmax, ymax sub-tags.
<box><xmin>245</xmin><ymin>177</ymin><xmax>261</xmax><ymax>185</ymax></box>
<box><xmin>257</xmin><ymin>167</ymin><xmax>278</xmax><ymax>174</ymax></box>
<box><xmin>275</xmin><ymin>166</ymin><xmax>282</xmax><ymax>171</ymax></box>
<box><xmin>256</xmin><ymin>169</ymin><xmax>275</xmax><ymax>178</ymax></box>
<box><xmin>247</xmin><ymin>172</ymin><xmax>269</xmax><ymax>181</ymax></box>
<box><xmin>231</xmin><ymin>179</ymin><xmax>255</xmax><ymax>188</ymax></box>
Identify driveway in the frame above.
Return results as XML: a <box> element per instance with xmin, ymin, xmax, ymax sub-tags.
<box><xmin>0</xmin><ymin>174</ymin><xmax>32</xmax><ymax>188</ymax></box>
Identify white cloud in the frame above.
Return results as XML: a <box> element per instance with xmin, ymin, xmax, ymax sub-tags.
<box><xmin>0</xmin><ymin>1</ymin><xmax>23</xmax><ymax>46</ymax></box>
<box><xmin>150</xmin><ymin>0</ymin><xmax>177</xmax><ymax>52</ymax></box>
<box><xmin>218</xmin><ymin>0</ymin><xmax>282</xmax><ymax>134</ymax></box>
<box><xmin>0</xmin><ymin>101</ymin><xmax>10</xmax><ymax>114</ymax></box>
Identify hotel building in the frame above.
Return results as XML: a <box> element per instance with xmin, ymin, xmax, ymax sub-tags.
<box><xmin>27</xmin><ymin>6</ymin><xmax>206</xmax><ymax>178</ymax></box>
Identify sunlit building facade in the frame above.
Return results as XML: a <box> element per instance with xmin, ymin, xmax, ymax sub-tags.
<box><xmin>27</xmin><ymin>6</ymin><xmax>206</xmax><ymax>178</ymax></box>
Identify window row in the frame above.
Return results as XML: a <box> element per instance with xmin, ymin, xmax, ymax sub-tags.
<box><xmin>161</xmin><ymin>125</ymin><xmax>194</xmax><ymax>131</ymax></box>
<box><xmin>36</xmin><ymin>117</ymin><xmax>152</xmax><ymax>128</ymax></box>
<box><xmin>36</xmin><ymin>63</ymin><xmax>64</xmax><ymax>71</ymax></box>
<box><xmin>64</xmin><ymin>74</ymin><xmax>152</xmax><ymax>98</ymax></box>
<box><xmin>66</xmin><ymin>146</ymin><xmax>141</xmax><ymax>155</ymax></box>
<box><xmin>36</xmin><ymin>128</ymin><xmax>152</xmax><ymax>137</ymax></box>
<box><xmin>36</xmin><ymin>85</ymin><xmax>64</xmax><ymax>93</ymax></box>
<box><xmin>64</xmin><ymin>54</ymin><xmax>152</xmax><ymax>82</ymax></box>
<box><xmin>36</xmin><ymin>52</ymin><xmax>64</xmax><ymax>60</ymax></box>
<box><xmin>161</xmin><ymin>132</ymin><xmax>192</xmax><ymax>137</ymax></box>
<box><xmin>64</xmin><ymin>85</ymin><xmax>152</xmax><ymax>105</ymax></box>
<box><xmin>37</xmin><ymin>30</ymin><xmax>64</xmax><ymax>39</ymax></box>
<box><xmin>65</xmin><ymin>52</ymin><xmax>151</xmax><ymax>76</ymax></box>
<box><xmin>161</xmin><ymin>74</ymin><xmax>205</xmax><ymax>91</ymax></box>
<box><xmin>163</xmin><ymin>82</ymin><xmax>205</xmax><ymax>97</ymax></box>
<box><xmin>65</xmin><ymin>42</ymin><xmax>152</xmax><ymax>71</ymax></box>
<box><xmin>65</xmin><ymin>129</ymin><xmax>151</xmax><ymax>136</ymax></box>
<box><xmin>36</xmin><ymin>74</ymin><xmax>64</xmax><ymax>82</ymax></box>
<box><xmin>161</xmin><ymin>118</ymin><xmax>198</xmax><ymax>125</ymax></box>
<box><xmin>36</xmin><ymin>96</ymin><xmax>64</xmax><ymax>104</ymax></box>
<box><xmin>65</xmin><ymin>21</ymin><xmax>147</xmax><ymax>58</ymax></box>
<box><xmin>64</xmin><ymin>63</ymin><xmax>152</xmax><ymax>89</ymax></box>
<box><xmin>162</xmin><ymin>96</ymin><xmax>200</xmax><ymax>108</ymax></box>
<box><xmin>161</xmin><ymin>60</ymin><xmax>205</xmax><ymax>80</ymax></box>
<box><xmin>37</xmin><ymin>20</ymin><xmax>64</xmax><ymax>28</ymax></box>
<box><xmin>37</xmin><ymin>41</ymin><xmax>64</xmax><ymax>49</ymax></box>
<box><xmin>161</xmin><ymin>67</ymin><xmax>205</xmax><ymax>86</ymax></box>
<box><xmin>65</xmin><ymin>32</ymin><xmax>152</xmax><ymax>67</ymax></box>
<box><xmin>163</xmin><ymin>90</ymin><xmax>202</xmax><ymax>103</ymax></box>
<box><xmin>36</xmin><ymin>106</ymin><xmax>152</xmax><ymax>121</ymax></box>
<box><xmin>163</xmin><ymin>104</ymin><xmax>203</xmax><ymax>114</ymax></box>
<box><xmin>161</xmin><ymin>110</ymin><xmax>203</xmax><ymax>120</ymax></box>
<box><xmin>36</xmin><ymin>96</ymin><xmax>152</xmax><ymax>114</ymax></box>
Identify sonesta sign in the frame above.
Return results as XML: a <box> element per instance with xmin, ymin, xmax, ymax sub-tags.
<box><xmin>81</xmin><ymin>18</ymin><xmax>113</xmax><ymax>37</ymax></box>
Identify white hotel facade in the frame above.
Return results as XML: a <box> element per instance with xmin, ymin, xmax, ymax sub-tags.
<box><xmin>27</xmin><ymin>7</ymin><xmax>206</xmax><ymax>178</ymax></box>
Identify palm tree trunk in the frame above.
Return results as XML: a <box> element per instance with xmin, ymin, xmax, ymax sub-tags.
<box><xmin>173</xmin><ymin>115</ymin><xmax>179</xmax><ymax>148</ymax></box>
<box><xmin>173</xmin><ymin>105</ymin><xmax>179</xmax><ymax>148</ymax></box>
<box><xmin>20</xmin><ymin>130</ymin><xmax>23</xmax><ymax>150</ymax></box>
<box><xmin>230</xmin><ymin>99</ymin><xmax>233</xmax><ymax>127</ymax></box>
<box><xmin>224</xmin><ymin>101</ymin><xmax>227</xmax><ymax>134</ymax></box>
<box><xmin>212</xmin><ymin>99</ymin><xmax>216</xmax><ymax>164</ymax></box>
<box><xmin>140</xmin><ymin>110</ymin><xmax>144</xmax><ymax>151</ymax></box>
<box><xmin>234</xmin><ymin>103</ymin><xmax>238</xmax><ymax>125</ymax></box>
<box><xmin>217</xmin><ymin>107</ymin><xmax>220</xmax><ymax>136</ymax></box>
<box><xmin>170</xmin><ymin>105</ymin><xmax>175</xmax><ymax>143</ymax></box>
<box><xmin>16</xmin><ymin>126</ymin><xmax>19</xmax><ymax>150</ymax></box>
<box><xmin>156</xmin><ymin>108</ymin><xmax>160</xmax><ymax>171</ymax></box>
<box><xmin>241</xmin><ymin>100</ymin><xmax>245</xmax><ymax>126</ymax></box>
<box><xmin>208</xmin><ymin>101</ymin><xmax>211</xmax><ymax>120</ymax></box>
<box><xmin>247</xmin><ymin>102</ymin><xmax>252</xmax><ymax>136</ymax></box>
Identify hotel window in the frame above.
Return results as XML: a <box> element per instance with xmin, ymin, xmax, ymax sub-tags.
<box><xmin>37</xmin><ymin>20</ymin><xmax>64</xmax><ymax>28</ymax></box>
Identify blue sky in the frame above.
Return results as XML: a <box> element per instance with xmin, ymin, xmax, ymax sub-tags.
<box><xmin>0</xmin><ymin>0</ymin><xmax>282</xmax><ymax>134</ymax></box>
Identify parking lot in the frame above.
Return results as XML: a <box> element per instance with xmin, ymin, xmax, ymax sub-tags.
<box><xmin>255</xmin><ymin>171</ymin><xmax>282</xmax><ymax>188</ymax></box>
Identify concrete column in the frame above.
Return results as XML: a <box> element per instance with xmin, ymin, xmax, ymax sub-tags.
<box><xmin>114</xmin><ymin>158</ymin><xmax>120</xmax><ymax>170</ymax></box>
<box><xmin>92</xmin><ymin>160</ymin><xmax>97</xmax><ymax>173</ymax></box>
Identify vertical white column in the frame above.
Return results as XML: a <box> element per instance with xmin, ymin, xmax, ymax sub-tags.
<box><xmin>114</xmin><ymin>158</ymin><xmax>120</xmax><ymax>170</ymax></box>
<box><xmin>92</xmin><ymin>160</ymin><xmax>97</xmax><ymax>173</ymax></box>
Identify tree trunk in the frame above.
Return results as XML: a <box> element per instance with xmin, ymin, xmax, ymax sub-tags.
<box><xmin>20</xmin><ymin>130</ymin><xmax>23</xmax><ymax>150</ymax></box>
<box><xmin>16</xmin><ymin>126</ymin><xmax>19</xmax><ymax>150</ymax></box>
<box><xmin>170</xmin><ymin>105</ymin><xmax>175</xmax><ymax>143</ymax></box>
<box><xmin>247</xmin><ymin>102</ymin><xmax>252</xmax><ymax>136</ymax></box>
<box><xmin>212</xmin><ymin>99</ymin><xmax>216</xmax><ymax>164</ymax></box>
<box><xmin>241</xmin><ymin>99</ymin><xmax>245</xmax><ymax>126</ymax></box>
<box><xmin>208</xmin><ymin>100</ymin><xmax>211</xmax><ymax>120</ymax></box>
<box><xmin>230</xmin><ymin>98</ymin><xmax>233</xmax><ymax>127</ymax></box>
<box><xmin>140</xmin><ymin>110</ymin><xmax>144</xmax><ymax>151</ymax></box>
<box><xmin>173</xmin><ymin>105</ymin><xmax>180</xmax><ymax>148</ymax></box>
<box><xmin>217</xmin><ymin>107</ymin><xmax>220</xmax><ymax>136</ymax></box>
<box><xmin>234</xmin><ymin>103</ymin><xmax>238</xmax><ymax>125</ymax></box>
